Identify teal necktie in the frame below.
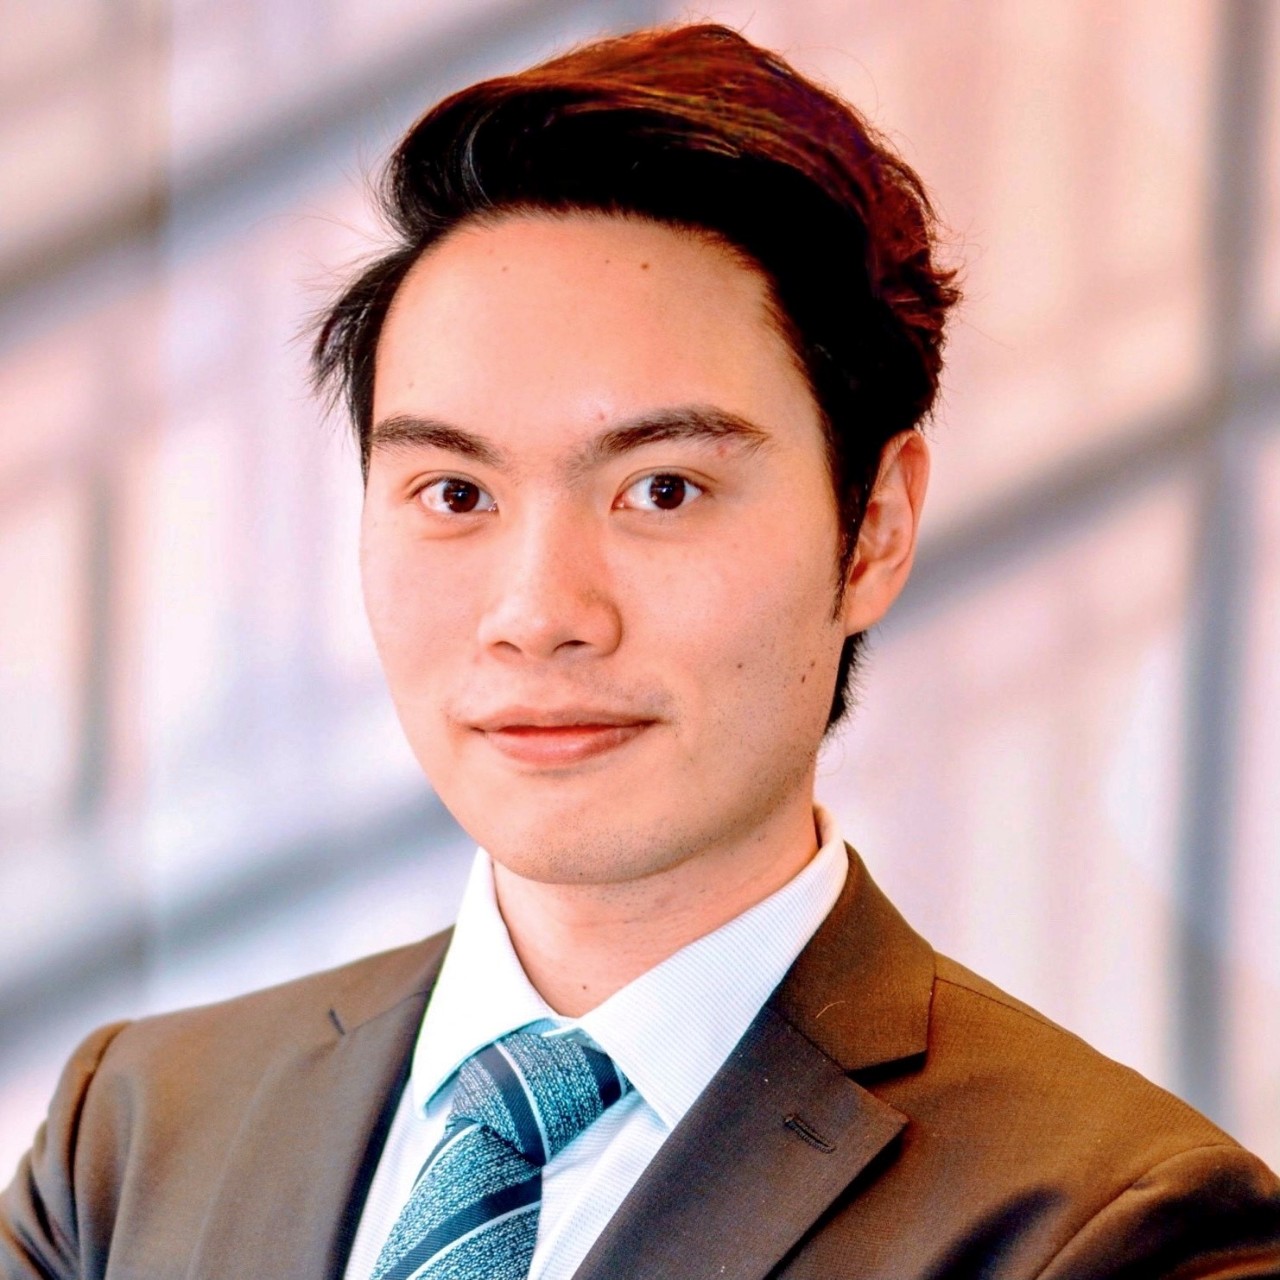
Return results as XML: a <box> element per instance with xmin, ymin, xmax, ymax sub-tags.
<box><xmin>370</xmin><ymin>1030</ymin><xmax>630</xmax><ymax>1280</ymax></box>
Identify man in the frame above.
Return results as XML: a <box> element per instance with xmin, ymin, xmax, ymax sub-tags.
<box><xmin>3</xmin><ymin>22</ymin><xmax>1278</xmax><ymax>1280</ymax></box>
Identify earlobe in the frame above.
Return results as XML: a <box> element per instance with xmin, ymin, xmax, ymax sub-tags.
<box><xmin>840</xmin><ymin>430</ymin><xmax>930</xmax><ymax>634</ymax></box>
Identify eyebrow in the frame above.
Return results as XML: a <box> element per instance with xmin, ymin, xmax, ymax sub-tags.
<box><xmin>369</xmin><ymin>415</ymin><xmax>505</xmax><ymax>467</ymax></box>
<box><xmin>368</xmin><ymin>405</ymin><xmax>772</xmax><ymax>473</ymax></box>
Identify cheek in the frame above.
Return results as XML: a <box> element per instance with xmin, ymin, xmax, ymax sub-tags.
<box><xmin>360</xmin><ymin>526</ymin><xmax>465</xmax><ymax>684</ymax></box>
<box><xmin>653</xmin><ymin>534</ymin><xmax>841</xmax><ymax>727</ymax></box>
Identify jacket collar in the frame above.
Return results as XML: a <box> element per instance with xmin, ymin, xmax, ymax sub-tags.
<box><xmin>327</xmin><ymin>927</ymin><xmax>454</xmax><ymax>1036</ymax></box>
<box><xmin>770</xmin><ymin>846</ymin><xmax>934</xmax><ymax>1074</ymax></box>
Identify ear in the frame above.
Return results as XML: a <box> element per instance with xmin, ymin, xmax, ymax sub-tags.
<box><xmin>840</xmin><ymin>430</ymin><xmax>930</xmax><ymax>634</ymax></box>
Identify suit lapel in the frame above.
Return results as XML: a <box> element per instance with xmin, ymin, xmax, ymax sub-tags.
<box><xmin>573</xmin><ymin>1005</ymin><xmax>906</xmax><ymax>1280</ymax></box>
<box><xmin>185</xmin><ymin>933</ymin><xmax>451</xmax><ymax>1280</ymax></box>
<box><xmin>769</xmin><ymin>849</ymin><xmax>935</xmax><ymax>1073</ymax></box>
<box><xmin>575</xmin><ymin>849</ymin><xmax>935</xmax><ymax>1280</ymax></box>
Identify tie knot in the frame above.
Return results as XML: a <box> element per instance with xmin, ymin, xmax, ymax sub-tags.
<box><xmin>449</xmin><ymin>1030</ymin><xmax>630</xmax><ymax>1166</ymax></box>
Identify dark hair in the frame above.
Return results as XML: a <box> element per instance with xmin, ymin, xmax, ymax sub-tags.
<box><xmin>312</xmin><ymin>23</ymin><xmax>959</xmax><ymax>730</ymax></box>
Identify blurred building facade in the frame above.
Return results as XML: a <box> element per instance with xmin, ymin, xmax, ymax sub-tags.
<box><xmin>1</xmin><ymin>0</ymin><xmax>1277</xmax><ymax>1178</ymax></box>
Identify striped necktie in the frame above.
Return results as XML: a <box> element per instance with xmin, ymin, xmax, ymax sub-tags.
<box><xmin>370</xmin><ymin>1029</ymin><xmax>631</xmax><ymax>1280</ymax></box>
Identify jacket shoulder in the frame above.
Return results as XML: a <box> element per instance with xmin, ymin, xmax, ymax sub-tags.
<box><xmin>783</xmin><ymin>946</ymin><xmax>1280</xmax><ymax>1277</ymax></box>
<box><xmin>107</xmin><ymin>928</ymin><xmax>452</xmax><ymax>1066</ymax></box>
<box><xmin>0</xmin><ymin>932</ymin><xmax>451</xmax><ymax>1280</ymax></box>
<box><xmin>924</xmin><ymin>951</ymin><xmax>1239</xmax><ymax>1152</ymax></box>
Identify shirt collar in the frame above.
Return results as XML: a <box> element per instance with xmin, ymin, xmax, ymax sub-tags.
<box><xmin>411</xmin><ymin>806</ymin><xmax>848</xmax><ymax>1130</ymax></box>
<box><xmin>410</xmin><ymin>851</ymin><xmax>560</xmax><ymax>1115</ymax></box>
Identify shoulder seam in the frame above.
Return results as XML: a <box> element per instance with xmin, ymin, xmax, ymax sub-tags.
<box><xmin>933</xmin><ymin>973</ymin><xmax>1057</xmax><ymax>1028</ymax></box>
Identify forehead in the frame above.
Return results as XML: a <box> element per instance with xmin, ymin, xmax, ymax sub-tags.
<box><xmin>371</xmin><ymin>212</ymin><xmax>821</xmax><ymax>461</ymax></box>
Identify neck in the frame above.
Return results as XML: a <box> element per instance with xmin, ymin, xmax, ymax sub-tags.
<box><xmin>491</xmin><ymin>795</ymin><xmax>822</xmax><ymax>1017</ymax></box>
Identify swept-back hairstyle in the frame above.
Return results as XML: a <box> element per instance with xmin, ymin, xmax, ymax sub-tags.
<box><xmin>312</xmin><ymin>23</ymin><xmax>959</xmax><ymax>729</ymax></box>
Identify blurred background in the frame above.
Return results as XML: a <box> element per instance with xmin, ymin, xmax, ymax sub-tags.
<box><xmin>1</xmin><ymin>0</ymin><xmax>1277</xmax><ymax>1179</ymax></box>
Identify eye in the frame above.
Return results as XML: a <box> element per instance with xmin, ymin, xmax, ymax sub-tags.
<box><xmin>618</xmin><ymin>472</ymin><xmax>706</xmax><ymax>512</ymax></box>
<box><xmin>417</xmin><ymin>477</ymin><xmax>497</xmax><ymax>515</ymax></box>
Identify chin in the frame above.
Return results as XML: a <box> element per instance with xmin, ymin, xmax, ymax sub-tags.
<box><xmin>478</xmin><ymin>808</ymin><xmax>696</xmax><ymax>887</ymax></box>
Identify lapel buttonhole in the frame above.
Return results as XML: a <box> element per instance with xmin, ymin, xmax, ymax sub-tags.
<box><xmin>784</xmin><ymin>1113</ymin><xmax>836</xmax><ymax>1153</ymax></box>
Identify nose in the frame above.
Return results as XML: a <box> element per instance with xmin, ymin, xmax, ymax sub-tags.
<box><xmin>476</xmin><ymin>507</ymin><xmax>622</xmax><ymax>661</ymax></box>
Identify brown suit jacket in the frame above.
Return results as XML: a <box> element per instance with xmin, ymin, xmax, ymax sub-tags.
<box><xmin>3</xmin><ymin>850</ymin><xmax>1279</xmax><ymax>1279</ymax></box>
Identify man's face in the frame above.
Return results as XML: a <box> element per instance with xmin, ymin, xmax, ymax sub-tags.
<box><xmin>363</xmin><ymin>213</ymin><xmax>856</xmax><ymax>887</ymax></box>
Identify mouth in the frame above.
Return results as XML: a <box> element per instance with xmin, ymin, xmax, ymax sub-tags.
<box><xmin>470</xmin><ymin>710</ymin><xmax>656</xmax><ymax>768</ymax></box>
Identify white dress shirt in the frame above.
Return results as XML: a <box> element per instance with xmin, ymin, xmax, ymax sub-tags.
<box><xmin>343</xmin><ymin>806</ymin><xmax>849</xmax><ymax>1280</ymax></box>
